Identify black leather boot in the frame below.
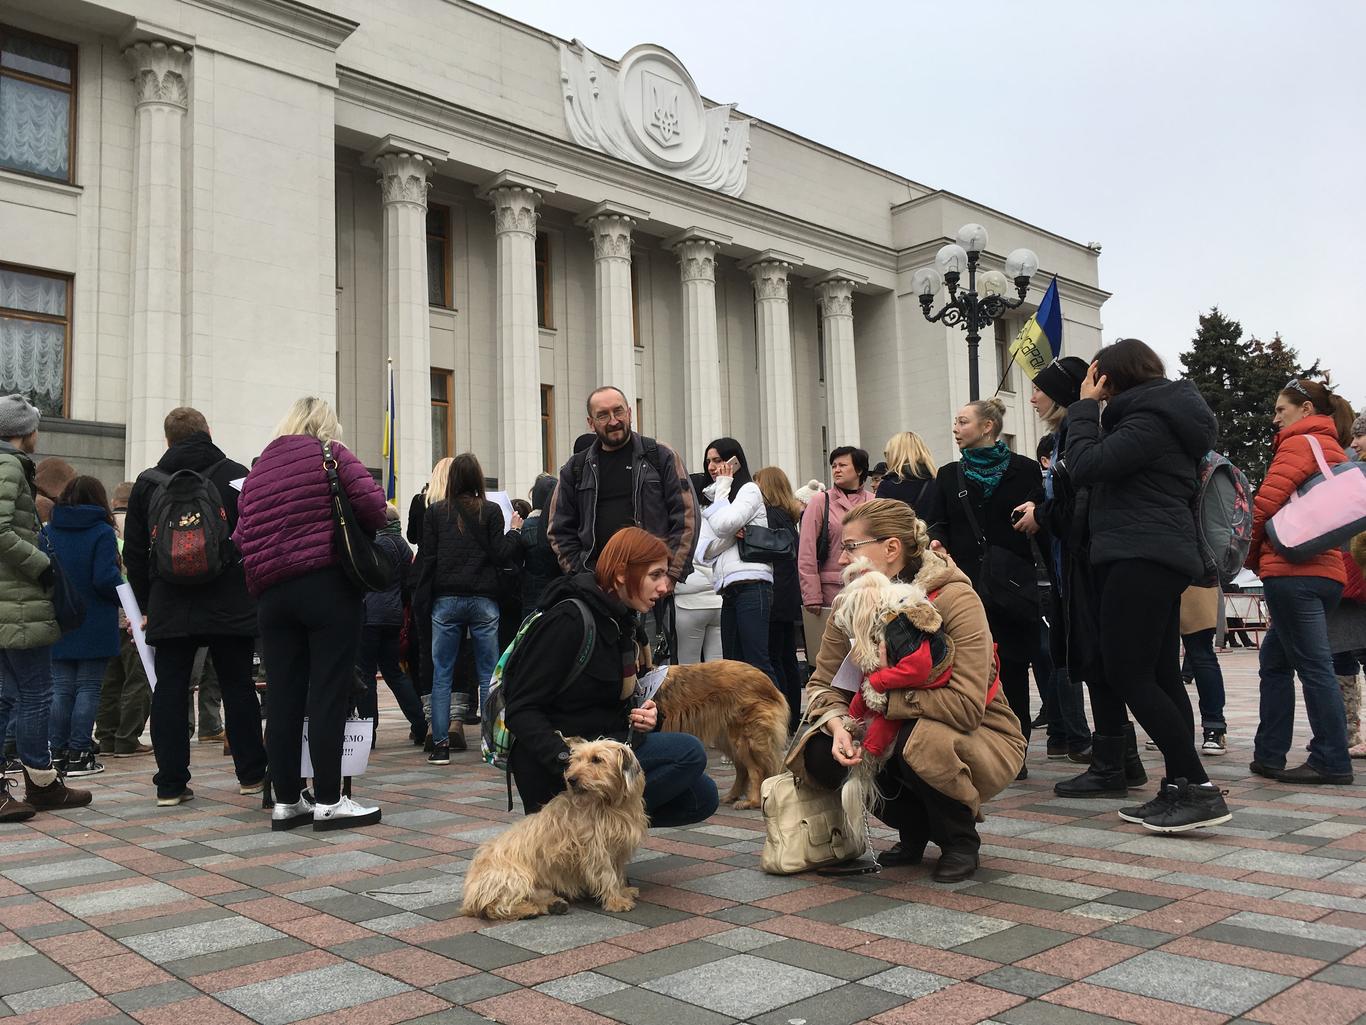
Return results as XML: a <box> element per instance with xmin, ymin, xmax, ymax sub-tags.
<box><xmin>1122</xmin><ymin>722</ymin><xmax>1149</xmax><ymax>787</ymax></box>
<box><xmin>1054</xmin><ymin>734</ymin><xmax>1128</xmax><ymax>798</ymax></box>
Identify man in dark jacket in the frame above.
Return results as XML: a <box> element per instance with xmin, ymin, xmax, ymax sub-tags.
<box><xmin>124</xmin><ymin>407</ymin><xmax>267</xmax><ymax>805</ymax></box>
<box><xmin>547</xmin><ymin>387</ymin><xmax>697</xmax><ymax>587</ymax></box>
<box><xmin>356</xmin><ymin>505</ymin><xmax>427</xmax><ymax>744</ymax></box>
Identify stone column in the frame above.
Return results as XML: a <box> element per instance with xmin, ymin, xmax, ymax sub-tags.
<box><xmin>815</xmin><ymin>272</ymin><xmax>864</xmax><ymax>449</ymax></box>
<box><xmin>580</xmin><ymin>202</ymin><xmax>647</xmax><ymax>402</ymax></box>
<box><xmin>124</xmin><ymin>40</ymin><xmax>190</xmax><ymax>474</ymax></box>
<box><xmin>668</xmin><ymin>228</ymin><xmax>730</xmax><ymax>468</ymax></box>
<box><xmin>742</xmin><ymin>250</ymin><xmax>803</xmax><ymax>480</ymax></box>
<box><xmin>371</xmin><ymin>146</ymin><xmax>436</xmax><ymax>506</ymax></box>
<box><xmin>481</xmin><ymin>171</ymin><xmax>555</xmax><ymax>497</ymax></box>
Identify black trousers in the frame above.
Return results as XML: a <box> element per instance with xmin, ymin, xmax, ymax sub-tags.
<box><xmin>989</xmin><ymin>609</ymin><xmax>1034</xmax><ymax>746</ymax></box>
<box><xmin>259</xmin><ymin>566</ymin><xmax>364</xmax><ymax>805</ymax></box>
<box><xmin>804</xmin><ymin>723</ymin><xmax>979</xmax><ymax>855</ymax></box>
<box><xmin>355</xmin><ymin>625</ymin><xmax>427</xmax><ymax>738</ymax></box>
<box><xmin>768</xmin><ymin>619</ymin><xmax>803</xmax><ymax>732</ymax></box>
<box><xmin>1095</xmin><ymin>559</ymin><xmax>1204</xmax><ymax>783</ymax></box>
<box><xmin>150</xmin><ymin>635</ymin><xmax>266</xmax><ymax>798</ymax></box>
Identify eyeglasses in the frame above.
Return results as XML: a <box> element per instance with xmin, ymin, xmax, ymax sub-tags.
<box><xmin>840</xmin><ymin>537</ymin><xmax>889</xmax><ymax>554</ymax></box>
<box><xmin>591</xmin><ymin>406</ymin><xmax>629</xmax><ymax>424</ymax></box>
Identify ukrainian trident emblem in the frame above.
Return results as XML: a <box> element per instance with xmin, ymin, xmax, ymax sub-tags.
<box><xmin>646</xmin><ymin>79</ymin><xmax>681</xmax><ymax>147</ymax></box>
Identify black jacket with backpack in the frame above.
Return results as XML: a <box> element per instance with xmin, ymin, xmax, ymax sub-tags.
<box><xmin>124</xmin><ymin>432</ymin><xmax>255</xmax><ymax>644</ymax></box>
<box><xmin>420</xmin><ymin>498</ymin><xmax>519</xmax><ymax>600</ymax></box>
<box><xmin>363</xmin><ymin>525</ymin><xmax>412</xmax><ymax>628</ymax></box>
<box><xmin>504</xmin><ymin>572</ymin><xmax>648</xmax><ymax>813</ymax></box>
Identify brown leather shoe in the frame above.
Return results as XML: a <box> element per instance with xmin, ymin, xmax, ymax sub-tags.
<box><xmin>22</xmin><ymin>766</ymin><xmax>93</xmax><ymax>810</ymax></box>
<box><xmin>449</xmin><ymin>722</ymin><xmax>467</xmax><ymax>753</ymax></box>
<box><xmin>931</xmin><ymin>849</ymin><xmax>979</xmax><ymax>883</ymax></box>
<box><xmin>0</xmin><ymin>776</ymin><xmax>35</xmax><ymax>822</ymax></box>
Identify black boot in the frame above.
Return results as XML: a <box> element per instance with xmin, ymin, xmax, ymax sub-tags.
<box><xmin>1054</xmin><ymin>734</ymin><xmax>1128</xmax><ymax>798</ymax></box>
<box><xmin>1122</xmin><ymin>722</ymin><xmax>1148</xmax><ymax>787</ymax></box>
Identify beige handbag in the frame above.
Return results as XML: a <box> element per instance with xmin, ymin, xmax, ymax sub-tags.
<box><xmin>760</xmin><ymin>710</ymin><xmax>869</xmax><ymax>875</ymax></box>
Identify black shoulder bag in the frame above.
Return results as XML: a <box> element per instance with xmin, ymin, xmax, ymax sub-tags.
<box><xmin>323</xmin><ymin>441</ymin><xmax>392</xmax><ymax>592</ymax></box>
<box><xmin>955</xmin><ymin>463</ymin><xmax>1039</xmax><ymax>625</ymax></box>
<box><xmin>738</xmin><ymin>504</ymin><xmax>797</xmax><ymax>564</ymax></box>
<box><xmin>814</xmin><ymin>491</ymin><xmax>832</xmax><ymax>564</ymax></box>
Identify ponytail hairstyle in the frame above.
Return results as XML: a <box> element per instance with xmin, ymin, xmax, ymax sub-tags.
<box><xmin>966</xmin><ymin>397</ymin><xmax>1008</xmax><ymax>441</ymax></box>
<box><xmin>841</xmin><ymin>498</ymin><xmax>931</xmax><ymax>580</ymax></box>
<box><xmin>1281</xmin><ymin>376</ymin><xmax>1356</xmax><ymax>447</ymax></box>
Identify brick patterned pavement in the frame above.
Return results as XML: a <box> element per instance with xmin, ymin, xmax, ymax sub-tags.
<box><xmin>0</xmin><ymin>649</ymin><xmax>1362</xmax><ymax>1025</ymax></box>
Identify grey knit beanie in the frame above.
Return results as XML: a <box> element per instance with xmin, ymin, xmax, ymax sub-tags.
<box><xmin>0</xmin><ymin>394</ymin><xmax>40</xmax><ymax>438</ymax></box>
<box><xmin>1353</xmin><ymin>411</ymin><xmax>1366</xmax><ymax>440</ymax></box>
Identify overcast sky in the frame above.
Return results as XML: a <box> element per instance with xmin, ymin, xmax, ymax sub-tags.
<box><xmin>487</xmin><ymin>0</ymin><xmax>1365</xmax><ymax>405</ymax></box>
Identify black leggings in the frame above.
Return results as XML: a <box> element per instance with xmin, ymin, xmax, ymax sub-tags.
<box><xmin>1095</xmin><ymin>560</ymin><xmax>1204</xmax><ymax>784</ymax></box>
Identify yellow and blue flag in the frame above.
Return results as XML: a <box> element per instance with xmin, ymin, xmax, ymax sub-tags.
<box><xmin>382</xmin><ymin>362</ymin><xmax>396</xmax><ymax>503</ymax></box>
<box><xmin>1009</xmin><ymin>277</ymin><xmax>1062</xmax><ymax>379</ymax></box>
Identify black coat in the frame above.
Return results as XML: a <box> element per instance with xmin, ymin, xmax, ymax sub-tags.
<box><xmin>1036</xmin><ymin>420</ymin><xmax>1100</xmax><ymax>676</ymax></box>
<box><xmin>406</xmin><ymin>489</ymin><xmax>427</xmax><ymax>546</ymax></box>
<box><xmin>517</xmin><ymin>510</ymin><xmax>562</xmax><ymax>611</ymax></box>
<box><xmin>420</xmin><ymin>499</ymin><xmax>519</xmax><ymax>600</ymax></box>
<box><xmin>1063</xmin><ymin>379</ymin><xmax>1216</xmax><ymax>581</ymax></box>
<box><xmin>876</xmin><ymin>472</ymin><xmax>936</xmax><ymax>514</ymax></box>
<box><xmin>504</xmin><ymin>573</ymin><xmax>646</xmax><ymax>812</ymax></box>
<box><xmin>766</xmin><ymin>505</ymin><xmax>802</xmax><ymax>623</ymax></box>
<box><xmin>124</xmin><ymin>432</ymin><xmax>256</xmax><ymax>643</ymax></box>
<box><xmin>363</xmin><ymin>527</ymin><xmax>411</xmax><ymax>627</ymax></box>
<box><xmin>921</xmin><ymin>452</ymin><xmax>1042</xmax><ymax>652</ymax></box>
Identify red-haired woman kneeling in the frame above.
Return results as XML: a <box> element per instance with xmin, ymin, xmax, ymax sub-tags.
<box><xmin>504</xmin><ymin>527</ymin><xmax>719</xmax><ymax>826</ymax></box>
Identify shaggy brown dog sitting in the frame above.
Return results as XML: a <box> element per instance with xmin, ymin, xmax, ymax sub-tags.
<box><xmin>461</xmin><ymin>738</ymin><xmax>648</xmax><ymax>920</ymax></box>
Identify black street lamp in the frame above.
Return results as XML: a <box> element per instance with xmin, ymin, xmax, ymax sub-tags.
<box><xmin>913</xmin><ymin>224</ymin><xmax>1039</xmax><ymax>400</ymax></box>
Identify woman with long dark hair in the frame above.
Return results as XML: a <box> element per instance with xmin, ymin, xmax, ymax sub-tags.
<box><xmin>1066</xmin><ymin>339</ymin><xmax>1232</xmax><ymax>831</ymax></box>
<box><xmin>421</xmin><ymin>452</ymin><xmax>522</xmax><ymax>763</ymax></box>
<box><xmin>698</xmin><ymin>438</ymin><xmax>779</xmax><ymax>688</ymax></box>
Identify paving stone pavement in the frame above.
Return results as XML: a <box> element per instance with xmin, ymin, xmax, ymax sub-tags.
<box><xmin>0</xmin><ymin>649</ymin><xmax>1363</xmax><ymax>1025</ymax></box>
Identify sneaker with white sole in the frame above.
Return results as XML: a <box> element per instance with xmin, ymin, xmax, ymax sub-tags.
<box><xmin>1118</xmin><ymin>778</ymin><xmax>1173</xmax><ymax>824</ymax></box>
<box><xmin>1144</xmin><ymin>738</ymin><xmax>1159</xmax><ymax>751</ymax></box>
<box><xmin>1141</xmin><ymin>779</ymin><xmax>1231</xmax><ymax>833</ymax></box>
<box><xmin>156</xmin><ymin>787</ymin><xmax>194</xmax><ymax>807</ymax></box>
<box><xmin>313</xmin><ymin>795</ymin><xmax>381</xmax><ymax>831</ymax></box>
<box><xmin>239</xmin><ymin>778</ymin><xmax>266</xmax><ymax>796</ymax></box>
<box><xmin>1201</xmin><ymin>729</ymin><xmax>1227</xmax><ymax>756</ymax></box>
<box><xmin>64</xmin><ymin>751</ymin><xmax>105</xmax><ymax>777</ymax></box>
<box><xmin>271</xmin><ymin>792</ymin><xmax>315</xmax><ymax>831</ymax></box>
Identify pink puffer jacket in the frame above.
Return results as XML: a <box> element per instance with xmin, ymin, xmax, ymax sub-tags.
<box><xmin>234</xmin><ymin>435</ymin><xmax>387</xmax><ymax>596</ymax></box>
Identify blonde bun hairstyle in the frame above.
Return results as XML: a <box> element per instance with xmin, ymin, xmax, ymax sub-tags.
<box><xmin>967</xmin><ymin>397</ymin><xmax>1007</xmax><ymax>440</ymax></box>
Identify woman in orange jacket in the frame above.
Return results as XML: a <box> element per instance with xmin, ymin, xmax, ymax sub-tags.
<box><xmin>1248</xmin><ymin>378</ymin><xmax>1357</xmax><ymax>785</ymax></box>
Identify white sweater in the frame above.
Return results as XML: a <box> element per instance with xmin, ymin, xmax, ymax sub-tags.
<box><xmin>700</xmin><ymin>479</ymin><xmax>773</xmax><ymax>591</ymax></box>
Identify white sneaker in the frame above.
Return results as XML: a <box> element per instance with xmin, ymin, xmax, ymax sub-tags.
<box><xmin>313</xmin><ymin>795</ymin><xmax>381</xmax><ymax>832</ymax></box>
<box><xmin>271</xmin><ymin>792</ymin><xmax>315</xmax><ymax>831</ymax></box>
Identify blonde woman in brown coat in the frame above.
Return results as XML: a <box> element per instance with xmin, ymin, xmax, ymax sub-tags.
<box><xmin>799</xmin><ymin>499</ymin><xmax>1026</xmax><ymax>882</ymax></box>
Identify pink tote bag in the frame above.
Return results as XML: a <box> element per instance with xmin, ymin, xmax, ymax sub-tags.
<box><xmin>1265</xmin><ymin>435</ymin><xmax>1366</xmax><ymax>561</ymax></box>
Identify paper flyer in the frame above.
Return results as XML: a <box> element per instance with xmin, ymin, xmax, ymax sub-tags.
<box><xmin>829</xmin><ymin>654</ymin><xmax>862</xmax><ymax>693</ymax></box>
<box><xmin>488</xmin><ymin>490</ymin><xmax>516</xmax><ymax>533</ymax></box>
<box><xmin>301</xmin><ymin>718</ymin><xmax>374</xmax><ymax>777</ymax></box>
<box><xmin>634</xmin><ymin>665</ymin><xmax>669</xmax><ymax>705</ymax></box>
<box><xmin>115</xmin><ymin>583</ymin><xmax>157</xmax><ymax>691</ymax></box>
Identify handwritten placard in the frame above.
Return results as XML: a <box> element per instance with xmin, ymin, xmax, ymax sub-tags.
<box><xmin>301</xmin><ymin>718</ymin><xmax>373</xmax><ymax>777</ymax></box>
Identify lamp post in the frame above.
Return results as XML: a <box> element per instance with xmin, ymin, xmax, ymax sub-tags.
<box><xmin>913</xmin><ymin>224</ymin><xmax>1038</xmax><ymax>400</ymax></box>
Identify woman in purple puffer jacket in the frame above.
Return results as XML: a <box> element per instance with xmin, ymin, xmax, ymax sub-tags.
<box><xmin>235</xmin><ymin>397</ymin><xmax>387</xmax><ymax>832</ymax></box>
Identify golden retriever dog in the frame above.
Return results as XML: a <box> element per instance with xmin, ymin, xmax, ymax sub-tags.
<box><xmin>461</xmin><ymin>738</ymin><xmax>648</xmax><ymax>921</ymax></box>
<box><xmin>654</xmin><ymin>660</ymin><xmax>788</xmax><ymax>810</ymax></box>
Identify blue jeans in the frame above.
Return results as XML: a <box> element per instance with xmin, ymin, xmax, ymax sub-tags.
<box><xmin>720</xmin><ymin>582</ymin><xmax>779</xmax><ymax>690</ymax></box>
<box><xmin>50</xmin><ymin>658</ymin><xmax>107</xmax><ymax>754</ymax></box>
<box><xmin>1182</xmin><ymin>628</ymin><xmax>1227</xmax><ymax>732</ymax></box>
<box><xmin>1039</xmin><ymin>621</ymin><xmax>1090</xmax><ymax>748</ymax></box>
<box><xmin>0</xmin><ymin>646</ymin><xmax>54</xmax><ymax>770</ymax></box>
<box><xmin>634</xmin><ymin>731</ymin><xmax>719</xmax><ymax>827</ymax></box>
<box><xmin>431</xmin><ymin>595</ymin><xmax>499</xmax><ymax>741</ymax></box>
<box><xmin>1256</xmin><ymin>576</ymin><xmax>1350</xmax><ymax>774</ymax></box>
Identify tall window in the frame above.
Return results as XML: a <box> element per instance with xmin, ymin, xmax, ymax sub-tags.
<box><xmin>0</xmin><ymin>26</ymin><xmax>76</xmax><ymax>182</ymax></box>
<box><xmin>816</xmin><ymin>308</ymin><xmax>826</xmax><ymax>383</ymax></box>
<box><xmin>426</xmin><ymin>204</ymin><xmax>452</xmax><ymax>308</ymax></box>
<box><xmin>430</xmin><ymin>369</ymin><xmax>452</xmax><ymax>460</ymax></box>
<box><xmin>994</xmin><ymin>318</ymin><xmax>1015</xmax><ymax>393</ymax></box>
<box><xmin>636</xmin><ymin>396</ymin><xmax>644</xmax><ymax>435</ymax></box>
<box><xmin>631</xmin><ymin>261</ymin><xmax>643</xmax><ymax>349</ymax></box>
<box><xmin>0</xmin><ymin>264</ymin><xmax>70</xmax><ymax>417</ymax></box>
<box><xmin>535</xmin><ymin>231</ymin><xmax>552</xmax><ymax>329</ymax></box>
<box><xmin>540</xmin><ymin>384</ymin><xmax>554</xmax><ymax>474</ymax></box>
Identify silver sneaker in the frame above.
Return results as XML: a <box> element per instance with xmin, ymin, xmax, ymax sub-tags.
<box><xmin>271</xmin><ymin>792</ymin><xmax>315</xmax><ymax>832</ymax></box>
<box><xmin>313</xmin><ymin>795</ymin><xmax>381</xmax><ymax>832</ymax></box>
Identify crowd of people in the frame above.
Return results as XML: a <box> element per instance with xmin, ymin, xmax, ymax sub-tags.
<box><xmin>1</xmin><ymin>347</ymin><xmax>1362</xmax><ymax>868</ymax></box>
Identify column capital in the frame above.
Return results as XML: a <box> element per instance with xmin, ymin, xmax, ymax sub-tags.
<box><xmin>373</xmin><ymin>152</ymin><xmax>434</xmax><ymax>208</ymax></box>
<box><xmin>742</xmin><ymin>249</ymin><xmax>803</xmax><ymax>301</ymax></box>
<box><xmin>673</xmin><ymin>237</ymin><xmax>719</xmax><ymax>283</ymax></box>
<box><xmin>814</xmin><ymin>274</ymin><xmax>861</xmax><ymax>317</ymax></box>
<box><xmin>578</xmin><ymin>203</ymin><xmax>644</xmax><ymax>262</ymax></box>
<box><xmin>480</xmin><ymin>170</ymin><xmax>556</xmax><ymax>237</ymax></box>
<box><xmin>124</xmin><ymin>40</ymin><xmax>192</xmax><ymax>110</ymax></box>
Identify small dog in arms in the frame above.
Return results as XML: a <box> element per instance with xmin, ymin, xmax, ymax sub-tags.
<box><xmin>461</xmin><ymin>738</ymin><xmax>648</xmax><ymax>920</ymax></box>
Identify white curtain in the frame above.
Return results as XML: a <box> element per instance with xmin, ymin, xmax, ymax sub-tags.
<box><xmin>0</xmin><ymin>317</ymin><xmax>65</xmax><ymax>417</ymax></box>
<box><xmin>0</xmin><ymin>268</ymin><xmax>66</xmax><ymax>316</ymax></box>
<box><xmin>0</xmin><ymin>77</ymin><xmax>69</xmax><ymax>179</ymax></box>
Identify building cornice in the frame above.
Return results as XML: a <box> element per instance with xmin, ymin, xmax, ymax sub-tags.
<box><xmin>185</xmin><ymin>0</ymin><xmax>359</xmax><ymax>51</ymax></box>
<box><xmin>335</xmin><ymin>66</ymin><xmax>900</xmax><ymax>278</ymax></box>
<box><xmin>892</xmin><ymin>189</ymin><xmax>1102</xmax><ymax>259</ymax></box>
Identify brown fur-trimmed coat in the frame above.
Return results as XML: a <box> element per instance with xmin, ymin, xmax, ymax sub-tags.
<box><xmin>804</xmin><ymin>550</ymin><xmax>1026</xmax><ymax>817</ymax></box>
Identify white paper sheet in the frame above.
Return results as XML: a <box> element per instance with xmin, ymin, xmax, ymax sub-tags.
<box><xmin>115</xmin><ymin>583</ymin><xmax>157</xmax><ymax>691</ymax></box>
<box><xmin>829</xmin><ymin>654</ymin><xmax>862</xmax><ymax>693</ymax></box>
<box><xmin>228</xmin><ymin>477</ymin><xmax>246</xmax><ymax>492</ymax></box>
<box><xmin>301</xmin><ymin>718</ymin><xmax>373</xmax><ymax>777</ymax></box>
<box><xmin>488</xmin><ymin>490</ymin><xmax>516</xmax><ymax>532</ymax></box>
<box><xmin>634</xmin><ymin>665</ymin><xmax>669</xmax><ymax>704</ymax></box>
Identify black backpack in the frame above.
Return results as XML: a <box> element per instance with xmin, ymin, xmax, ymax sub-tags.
<box><xmin>570</xmin><ymin>436</ymin><xmax>667</xmax><ymax>489</ymax></box>
<box><xmin>142</xmin><ymin>459</ymin><xmax>234</xmax><ymax>585</ymax></box>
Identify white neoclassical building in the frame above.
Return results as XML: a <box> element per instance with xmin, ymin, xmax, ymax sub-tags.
<box><xmin>0</xmin><ymin>0</ymin><xmax>1109</xmax><ymax>502</ymax></box>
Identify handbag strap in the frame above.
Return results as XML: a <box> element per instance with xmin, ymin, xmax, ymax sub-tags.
<box><xmin>1304</xmin><ymin>434</ymin><xmax>1334</xmax><ymax>478</ymax></box>
<box><xmin>955</xmin><ymin>463</ymin><xmax>987</xmax><ymax>551</ymax></box>
<box><xmin>784</xmin><ymin>707</ymin><xmax>846</xmax><ymax>783</ymax></box>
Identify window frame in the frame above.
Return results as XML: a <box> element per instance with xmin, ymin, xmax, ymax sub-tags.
<box><xmin>425</xmin><ymin>203</ymin><xmax>453</xmax><ymax>309</ymax></box>
<box><xmin>816</xmin><ymin>305</ymin><xmax>826</xmax><ymax>383</ymax></box>
<box><xmin>535</xmin><ymin>231</ymin><xmax>553</xmax><ymax>329</ymax></box>
<box><xmin>994</xmin><ymin>318</ymin><xmax>1015</xmax><ymax>394</ymax></box>
<box><xmin>539</xmin><ymin>383</ymin><xmax>554</xmax><ymax>474</ymax></box>
<box><xmin>0</xmin><ymin>260</ymin><xmax>72</xmax><ymax>418</ymax></box>
<box><xmin>631</xmin><ymin>259</ymin><xmax>642</xmax><ymax>349</ymax></box>
<box><xmin>0</xmin><ymin>24</ymin><xmax>78</xmax><ymax>185</ymax></box>
<box><xmin>430</xmin><ymin>368</ymin><xmax>453</xmax><ymax>460</ymax></box>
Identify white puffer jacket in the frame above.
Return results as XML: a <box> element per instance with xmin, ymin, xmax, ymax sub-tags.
<box><xmin>700</xmin><ymin>479</ymin><xmax>773</xmax><ymax>591</ymax></box>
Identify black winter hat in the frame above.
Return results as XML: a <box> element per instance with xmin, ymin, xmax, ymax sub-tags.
<box><xmin>1033</xmin><ymin>356</ymin><xmax>1090</xmax><ymax>408</ymax></box>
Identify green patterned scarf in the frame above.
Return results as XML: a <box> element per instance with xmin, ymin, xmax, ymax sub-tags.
<box><xmin>960</xmin><ymin>441</ymin><xmax>1011</xmax><ymax>498</ymax></box>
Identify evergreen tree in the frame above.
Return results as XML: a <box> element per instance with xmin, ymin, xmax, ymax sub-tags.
<box><xmin>1179</xmin><ymin>309</ymin><xmax>1311</xmax><ymax>483</ymax></box>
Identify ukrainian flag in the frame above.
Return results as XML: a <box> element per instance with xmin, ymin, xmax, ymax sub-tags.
<box><xmin>382</xmin><ymin>361</ymin><xmax>397</xmax><ymax>503</ymax></box>
<box><xmin>1009</xmin><ymin>277</ymin><xmax>1062</xmax><ymax>379</ymax></box>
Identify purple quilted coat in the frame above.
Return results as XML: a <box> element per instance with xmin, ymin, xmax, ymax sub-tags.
<box><xmin>234</xmin><ymin>435</ymin><xmax>387</xmax><ymax>597</ymax></box>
